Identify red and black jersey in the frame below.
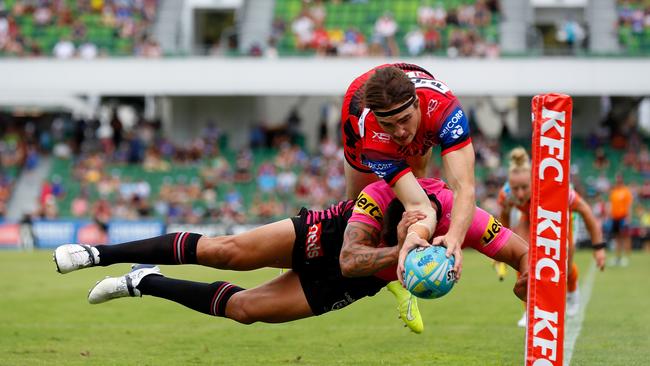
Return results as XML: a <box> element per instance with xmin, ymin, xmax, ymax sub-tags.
<box><xmin>341</xmin><ymin>63</ymin><xmax>471</xmax><ymax>185</ymax></box>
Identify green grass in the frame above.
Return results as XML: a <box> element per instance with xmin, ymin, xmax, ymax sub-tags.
<box><xmin>0</xmin><ymin>250</ymin><xmax>648</xmax><ymax>365</ymax></box>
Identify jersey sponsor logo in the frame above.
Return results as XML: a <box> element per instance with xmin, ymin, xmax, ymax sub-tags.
<box><xmin>372</xmin><ymin>131</ymin><xmax>391</xmax><ymax>143</ymax></box>
<box><xmin>353</xmin><ymin>192</ymin><xmax>383</xmax><ymax>221</ymax></box>
<box><xmin>426</xmin><ymin>99</ymin><xmax>439</xmax><ymax>118</ymax></box>
<box><xmin>481</xmin><ymin>215</ymin><xmax>503</xmax><ymax>246</ymax></box>
<box><xmin>331</xmin><ymin>292</ymin><xmax>356</xmax><ymax>310</ymax></box>
<box><xmin>439</xmin><ymin>107</ymin><xmax>466</xmax><ymax>140</ymax></box>
<box><xmin>450</xmin><ymin>125</ymin><xmax>464</xmax><ymax>139</ymax></box>
<box><xmin>305</xmin><ymin>223</ymin><xmax>324</xmax><ymax>259</ymax></box>
<box><xmin>361</xmin><ymin>158</ymin><xmax>400</xmax><ymax>179</ymax></box>
<box><xmin>410</xmin><ymin>77</ymin><xmax>450</xmax><ymax>94</ymax></box>
<box><xmin>405</xmin><ymin>71</ymin><xmax>431</xmax><ymax>79</ymax></box>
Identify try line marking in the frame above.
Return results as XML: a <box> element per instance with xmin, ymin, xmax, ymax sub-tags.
<box><xmin>563</xmin><ymin>261</ymin><xmax>597</xmax><ymax>366</ymax></box>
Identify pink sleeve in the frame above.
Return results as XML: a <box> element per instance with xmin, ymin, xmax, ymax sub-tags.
<box><xmin>348</xmin><ymin>180</ymin><xmax>396</xmax><ymax>231</ymax></box>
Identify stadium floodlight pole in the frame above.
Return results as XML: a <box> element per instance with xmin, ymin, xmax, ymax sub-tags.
<box><xmin>524</xmin><ymin>94</ymin><xmax>572</xmax><ymax>366</ymax></box>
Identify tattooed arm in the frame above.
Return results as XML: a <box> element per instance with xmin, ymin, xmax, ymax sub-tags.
<box><xmin>339</xmin><ymin>221</ymin><xmax>397</xmax><ymax>277</ymax></box>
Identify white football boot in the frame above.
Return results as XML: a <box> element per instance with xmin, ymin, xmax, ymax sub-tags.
<box><xmin>88</xmin><ymin>264</ymin><xmax>162</xmax><ymax>304</ymax></box>
<box><xmin>566</xmin><ymin>289</ymin><xmax>581</xmax><ymax>317</ymax></box>
<box><xmin>54</xmin><ymin>244</ymin><xmax>100</xmax><ymax>274</ymax></box>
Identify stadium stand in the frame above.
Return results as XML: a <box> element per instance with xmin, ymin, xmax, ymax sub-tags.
<box><xmin>617</xmin><ymin>0</ymin><xmax>650</xmax><ymax>55</ymax></box>
<box><xmin>0</xmin><ymin>0</ymin><xmax>159</xmax><ymax>57</ymax></box>
<box><xmin>272</xmin><ymin>0</ymin><xmax>500</xmax><ymax>57</ymax></box>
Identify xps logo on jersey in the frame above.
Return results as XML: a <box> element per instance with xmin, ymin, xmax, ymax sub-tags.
<box><xmin>305</xmin><ymin>223</ymin><xmax>323</xmax><ymax>259</ymax></box>
<box><xmin>438</xmin><ymin>107</ymin><xmax>470</xmax><ymax>149</ymax></box>
<box><xmin>481</xmin><ymin>216</ymin><xmax>503</xmax><ymax>246</ymax></box>
<box><xmin>353</xmin><ymin>192</ymin><xmax>383</xmax><ymax>222</ymax></box>
<box><xmin>372</xmin><ymin>131</ymin><xmax>391</xmax><ymax>143</ymax></box>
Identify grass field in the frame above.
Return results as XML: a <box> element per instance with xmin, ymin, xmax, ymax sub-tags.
<box><xmin>1</xmin><ymin>249</ymin><xmax>648</xmax><ymax>366</ymax></box>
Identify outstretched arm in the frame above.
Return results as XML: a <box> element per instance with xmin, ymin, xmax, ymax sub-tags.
<box><xmin>340</xmin><ymin>211</ymin><xmax>425</xmax><ymax>278</ymax></box>
<box><xmin>438</xmin><ymin>143</ymin><xmax>476</xmax><ymax>280</ymax></box>
<box><xmin>573</xmin><ymin>195</ymin><xmax>606</xmax><ymax>271</ymax></box>
<box><xmin>339</xmin><ymin>222</ymin><xmax>397</xmax><ymax>277</ymax></box>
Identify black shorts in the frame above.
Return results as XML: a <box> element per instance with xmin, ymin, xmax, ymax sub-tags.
<box><xmin>611</xmin><ymin>218</ymin><xmax>628</xmax><ymax>235</ymax></box>
<box><xmin>291</xmin><ymin>207</ymin><xmax>387</xmax><ymax>315</ymax></box>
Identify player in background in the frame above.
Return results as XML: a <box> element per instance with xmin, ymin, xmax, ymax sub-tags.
<box><xmin>608</xmin><ymin>174</ymin><xmax>633</xmax><ymax>266</ymax></box>
<box><xmin>498</xmin><ymin>147</ymin><xmax>606</xmax><ymax>326</ymax></box>
<box><xmin>52</xmin><ymin>178</ymin><xmax>528</xmax><ymax>325</ymax></box>
<box><xmin>341</xmin><ymin>63</ymin><xmax>476</xmax><ymax>333</ymax></box>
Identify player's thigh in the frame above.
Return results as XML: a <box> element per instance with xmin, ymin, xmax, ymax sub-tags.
<box><xmin>198</xmin><ymin>219</ymin><xmax>295</xmax><ymax>269</ymax></box>
<box><xmin>344</xmin><ymin>160</ymin><xmax>378</xmax><ymax>199</ymax></box>
<box><xmin>491</xmin><ymin>231</ymin><xmax>529</xmax><ymax>271</ymax></box>
<box><xmin>226</xmin><ymin>270</ymin><xmax>312</xmax><ymax>323</ymax></box>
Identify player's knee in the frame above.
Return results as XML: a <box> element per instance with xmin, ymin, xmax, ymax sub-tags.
<box><xmin>225</xmin><ymin>294</ymin><xmax>258</xmax><ymax>325</ymax></box>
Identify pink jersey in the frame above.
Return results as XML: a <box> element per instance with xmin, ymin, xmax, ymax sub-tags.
<box><xmin>350</xmin><ymin>178</ymin><xmax>512</xmax><ymax>266</ymax></box>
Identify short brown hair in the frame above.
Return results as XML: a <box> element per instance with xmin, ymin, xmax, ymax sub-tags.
<box><xmin>363</xmin><ymin>66</ymin><xmax>415</xmax><ymax>111</ymax></box>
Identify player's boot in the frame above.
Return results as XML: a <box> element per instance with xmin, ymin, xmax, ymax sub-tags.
<box><xmin>54</xmin><ymin>244</ymin><xmax>100</xmax><ymax>274</ymax></box>
<box><xmin>494</xmin><ymin>261</ymin><xmax>507</xmax><ymax>282</ymax></box>
<box><xmin>566</xmin><ymin>289</ymin><xmax>580</xmax><ymax>317</ymax></box>
<box><xmin>386</xmin><ymin>281</ymin><xmax>424</xmax><ymax>334</ymax></box>
<box><xmin>88</xmin><ymin>264</ymin><xmax>162</xmax><ymax>304</ymax></box>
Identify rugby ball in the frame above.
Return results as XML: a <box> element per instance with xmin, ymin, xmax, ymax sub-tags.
<box><xmin>403</xmin><ymin>246</ymin><xmax>456</xmax><ymax>299</ymax></box>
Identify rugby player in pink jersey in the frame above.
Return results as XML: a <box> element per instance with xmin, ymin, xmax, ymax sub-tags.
<box><xmin>53</xmin><ymin>178</ymin><xmax>528</xmax><ymax>325</ymax></box>
<box><xmin>341</xmin><ymin>63</ymin><xmax>477</xmax><ymax>332</ymax></box>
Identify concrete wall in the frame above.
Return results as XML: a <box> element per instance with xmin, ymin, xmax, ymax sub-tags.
<box><xmin>2</xmin><ymin>58</ymin><xmax>650</xmax><ymax>97</ymax></box>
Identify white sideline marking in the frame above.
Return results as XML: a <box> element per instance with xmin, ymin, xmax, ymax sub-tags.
<box><xmin>563</xmin><ymin>261</ymin><xmax>597</xmax><ymax>366</ymax></box>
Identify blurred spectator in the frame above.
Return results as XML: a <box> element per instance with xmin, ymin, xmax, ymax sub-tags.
<box><xmin>53</xmin><ymin>36</ymin><xmax>75</xmax><ymax>59</ymax></box>
<box><xmin>593</xmin><ymin>147</ymin><xmax>610</xmax><ymax>170</ymax></box>
<box><xmin>374</xmin><ymin>11</ymin><xmax>399</xmax><ymax>56</ymax></box>
<box><xmin>71</xmin><ymin>190</ymin><xmax>90</xmax><ymax>218</ymax></box>
<box><xmin>609</xmin><ymin>174</ymin><xmax>633</xmax><ymax>266</ymax></box>
<box><xmin>291</xmin><ymin>9</ymin><xmax>315</xmax><ymax>51</ymax></box>
<box><xmin>78</xmin><ymin>41</ymin><xmax>99</xmax><ymax>59</ymax></box>
<box><xmin>404</xmin><ymin>26</ymin><xmax>425</xmax><ymax>56</ymax></box>
<box><xmin>417</xmin><ymin>2</ymin><xmax>435</xmax><ymax>26</ymax></box>
<box><xmin>556</xmin><ymin>17</ymin><xmax>586</xmax><ymax>51</ymax></box>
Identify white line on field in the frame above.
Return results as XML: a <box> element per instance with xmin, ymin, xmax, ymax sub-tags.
<box><xmin>563</xmin><ymin>261</ymin><xmax>597</xmax><ymax>366</ymax></box>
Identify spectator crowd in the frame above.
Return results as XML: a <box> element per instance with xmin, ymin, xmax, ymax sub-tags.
<box><xmin>0</xmin><ymin>0</ymin><xmax>160</xmax><ymax>58</ymax></box>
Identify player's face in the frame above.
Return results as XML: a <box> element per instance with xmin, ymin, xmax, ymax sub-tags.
<box><xmin>375</xmin><ymin>99</ymin><xmax>421</xmax><ymax>146</ymax></box>
<box><xmin>509</xmin><ymin>170</ymin><xmax>531</xmax><ymax>205</ymax></box>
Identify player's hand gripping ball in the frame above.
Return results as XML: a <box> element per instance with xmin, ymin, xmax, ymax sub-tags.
<box><xmin>403</xmin><ymin>246</ymin><xmax>456</xmax><ymax>299</ymax></box>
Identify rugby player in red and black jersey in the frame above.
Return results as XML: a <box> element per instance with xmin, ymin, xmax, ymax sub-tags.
<box><xmin>341</xmin><ymin>63</ymin><xmax>476</xmax><ymax>332</ymax></box>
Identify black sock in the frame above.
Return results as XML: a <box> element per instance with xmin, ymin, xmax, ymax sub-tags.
<box><xmin>137</xmin><ymin>275</ymin><xmax>244</xmax><ymax>317</ymax></box>
<box><xmin>96</xmin><ymin>232</ymin><xmax>202</xmax><ymax>266</ymax></box>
